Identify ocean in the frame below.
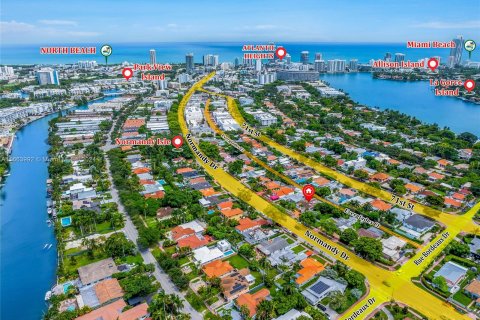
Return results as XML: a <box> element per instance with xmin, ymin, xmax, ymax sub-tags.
<box><xmin>2</xmin><ymin>42</ymin><xmax>477</xmax><ymax>65</ymax></box>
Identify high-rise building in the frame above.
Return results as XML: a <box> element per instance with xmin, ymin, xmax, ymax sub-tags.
<box><xmin>314</xmin><ymin>60</ymin><xmax>326</xmax><ymax>72</ymax></box>
<box><xmin>315</xmin><ymin>53</ymin><xmax>322</xmax><ymax>61</ymax></box>
<box><xmin>327</xmin><ymin>60</ymin><xmax>346</xmax><ymax>73</ymax></box>
<box><xmin>150</xmin><ymin>49</ymin><xmax>156</xmax><ymax>65</ymax></box>
<box><xmin>384</xmin><ymin>52</ymin><xmax>392</xmax><ymax>61</ymax></box>
<box><xmin>301</xmin><ymin>51</ymin><xmax>310</xmax><ymax>64</ymax></box>
<box><xmin>285</xmin><ymin>54</ymin><xmax>292</xmax><ymax>64</ymax></box>
<box><xmin>36</xmin><ymin>68</ymin><xmax>60</xmax><ymax>85</ymax></box>
<box><xmin>203</xmin><ymin>54</ymin><xmax>219</xmax><ymax>67</ymax></box>
<box><xmin>186</xmin><ymin>53</ymin><xmax>194</xmax><ymax>73</ymax></box>
<box><xmin>394</xmin><ymin>53</ymin><xmax>405</xmax><ymax>63</ymax></box>
<box><xmin>234</xmin><ymin>57</ymin><xmax>240</xmax><ymax>68</ymax></box>
<box><xmin>448</xmin><ymin>36</ymin><xmax>464</xmax><ymax>68</ymax></box>
<box><xmin>77</xmin><ymin>61</ymin><xmax>98</xmax><ymax>69</ymax></box>
<box><xmin>255</xmin><ymin>59</ymin><xmax>262</xmax><ymax>72</ymax></box>
<box><xmin>348</xmin><ymin>59</ymin><xmax>358</xmax><ymax>71</ymax></box>
<box><xmin>0</xmin><ymin>66</ymin><xmax>14</xmax><ymax>76</ymax></box>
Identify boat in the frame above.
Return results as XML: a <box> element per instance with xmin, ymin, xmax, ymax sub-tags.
<box><xmin>47</xmin><ymin>208</ymin><xmax>53</xmax><ymax>215</ymax></box>
<box><xmin>46</xmin><ymin>244</ymin><xmax>52</xmax><ymax>250</ymax></box>
<box><xmin>45</xmin><ymin>291</ymin><xmax>52</xmax><ymax>301</ymax></box>
<box><xmin>43</xmin><ymin>244</ymin><xmax>49</xmax><ymax>249</ymax></box>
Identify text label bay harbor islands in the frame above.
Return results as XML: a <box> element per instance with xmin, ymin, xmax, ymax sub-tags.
<box><xmin>414</xmin><ymin>232</ymin><xmax>450</xmax><ymax>266</ymax></box>
<box><xmin>186</xmin><ymin>133</ymin><xmax>218</xmax><ymax>169</ymax></box>
<box><xmin>305</xmin><ymin>230</ymin><xmax>349</xmax><ymax>260</ymax></box>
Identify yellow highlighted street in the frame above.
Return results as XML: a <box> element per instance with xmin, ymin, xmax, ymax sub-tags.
<box><xmin>181</xmin><ymin>73</ymin><xmax>476</xmax><ymax>320</ymax></box>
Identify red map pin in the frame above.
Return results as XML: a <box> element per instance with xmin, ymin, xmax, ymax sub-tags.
<box><xmin>171</xmin><ymin>135</ymin><xmax>184</xmax><ymax>149</ymax></box>
<box><xmin>464</xmin><ymin>79</ymin><xmax>476</xmax><ymax>92</ymax></box>
<box><xmin>122</xmin><ymin>68</ymin><xmax>133</xmax><ymax>81</ymax></box>
<box><xmin>302</xmin><ymin>184</ymin><xmax>315</xmax><ymax>202</ymax></box>
<box><xmin>427</xmin><ymin>58</ymin><xmax>438</xmax><ymax>72</ymax></box>
<box><xmin>276</xmin><ymin>47</ymin><xmax>287</xmax><ymax>60</ymax></box>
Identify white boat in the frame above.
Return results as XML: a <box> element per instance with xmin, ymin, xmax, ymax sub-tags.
<box><xmin>43</xmin><ymin>244</ymin><xmax>49</xmax><ymax>249</ymax></box>
<box><xmin>45</xmin><ymin>291</ymin><xmax>52</xmax><ymax>301</ymax></box>
<box><xmin>47</xmin><ymin>244</ymin><xmax>53</xmax><ymax>250</ymax></box>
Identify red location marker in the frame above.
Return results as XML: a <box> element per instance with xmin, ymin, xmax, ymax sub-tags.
<box><xmin>427</xmin><ymin>58</ymin><xmax>439</xmax><ymax>72</ymax></box>
<box><xmin>171</xmin><ymin>135</ymin><xmax>184</xmax><ymax>149</ymax></box>
<box><xmin>464</xmin><ymin>79</ymin><xmax>476</xmax><ymax>92</ymax></box>
<box><xmin>302</xmin><ymin>184</ymin><xmax>315</xmax><ymax>202</ymax></box>
<box><xmin>275</xmin><ymin>47</ymin><xmax>287</xmax><ymax>60</ymax></box>
<box><xmin>122</xmin><ymin>68</ymin><xmax>133</xmax><ymax>81</ymax></box>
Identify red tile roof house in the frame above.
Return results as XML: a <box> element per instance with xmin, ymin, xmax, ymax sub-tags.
<box><xmin>370</xmin><ymin>199</ymin><xmax>392</xmax><ymax>211</ymax></box>
<box><xmin>444</xmin><ymin>197</ymin><xmax>462</xmax><ymax>209</ymax></box>
<box><xmin>369</xmin><ymin>172</ymin><xmax>391</xmax><ymax>183</ymax></box>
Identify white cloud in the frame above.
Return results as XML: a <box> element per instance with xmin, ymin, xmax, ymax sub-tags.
<box><xmin>412</xmin><ymin>20</ymin><xmax>480</xmax><ymax>29</ymax></box>
<box><xmin>38</xmin><ymin>19</ymin><xmax>78</xmax><ymax>26</ymax></box>
<box><xmin>0</xmin><ymin>20</ymin><xmax>35</xmax><ymax>33</ymax></box>
<box><xmin>167</xmin><ymin>23</ymin><xmax>178</xmax><ymax>28</ymax></box>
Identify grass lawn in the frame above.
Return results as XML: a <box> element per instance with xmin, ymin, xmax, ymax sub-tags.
<box><xmin>64</xmin><ymin>247</ymin><xmax>83</xmax><ymax>256</ymax></box>
<box><xmin>164</xmin><ymin>246</ymin><xmax>176</xmax><ymax>255</ymax></box>
<box><xmin>452</xmin><ymin>290</ymin><xmax>473</xmax><ymax>306</ymax></box>
<box><xmin>311</xmin><ymin>255</ymin><xmax>327</xmax><ymax>264</ymax></box>
<box><xmin>96</xmin><ymin>221</ymin><xmax>114</xmax><ymax>234</ymax></box>
<box><xmin>300</xmin><ymin>275</ymin><xmax>320</xmax><ymax>290</ymax></box>
<box><xmin>145</xmin><ymin>216</ymin><xmax>157</xmax><ymax>228</ymax></box>
<box><xmin>280</xmin><ymin>234</ymin><xmax>295</xmax><ymax>244</ymax></box>
<box><xmin>185</xmin><ymin>289</ymin><xmax>206</xmax><ymax>312</ymax></box>
<box><xmin>250</xmin><ymin>270</ymin><xmax>263</xmax><ymax>287</ymax></box>
<box><xmin>227</xmin><ymin>255</ymin><xmax>250</xmax><ymax>269</ymax></box>
<box><xmin>291</xmin><ymin>244</ymin><xmax>306</xmax><ymax>254</ymax></box>
<box><xmin>178</xmin><ymin>255</ymin><xmax>190</xmax><ymax>266</ymax></box>
<box><xmin>63</xmin><ymin>250</ymin><xmax>108</xmax><ymax>276</ymax></box>
<box><xmin>118</xmin><ymin>254</ymin><xmax>144</xmax><ymax>265</ymax></box>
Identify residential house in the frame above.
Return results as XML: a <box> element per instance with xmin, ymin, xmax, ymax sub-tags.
<box><xmin>369</xmin><ymin>172</ymin><xmax>390</xmax><ymax>184</ymax></box>
<box><xmin>434</xmin><ymin>261</ymin><xmax>468</xmax><ymax>293</ymax></box>
<box><xmin>75</xmin><ymin>300</ymin><xmax>148</xmax><ymax>320</ymax></box>
<box><xmin>273</xmin><ymin>309</ymin><xmax>311</xmax><ymax>320</ymax></box>
<box><xmin>203</xmin><ymin>260</ymin><xmax>234</xmax><ymax>279</ymax></box>
<box><xmin>295</xmin><ymin>258</ymin><xmax>325</xmax><ymax>286</ymax></box>
<box><xmin>301</xmin><ymin>277</ymin><xmax>347</xmax><ymax>305</ymax></box>
<box><xmin>465</xmin><ymin>279</ymin><xmax>480</xmax><ymax>307</ymax></box>
<box><xmin>402</xmin><ymin>214</ymin><xmax>435</xmax><ymax>237</ymax></box>
<box><xmin>235</xmin><ymin>288</ymin><xmax>270</xmax><ymax>318</ymax></box>
<box><xmin>221</xmin><ymin>271</ymin><xmax>250</xmax><ymax>301</ymax></box>
<box><xmin>469</xmin><ymin>237</ymin><xmax>480</xmax><ymax>260</ymax></box>
<box><xmin>381</xmin><ymin>236</ymin><xmax>406</xmax><ymax>261</ymax></box>
<box><xmin>78</xmin><ymin>258</ymin><xmax>119</xmax><ymax>286</ymax></box>
<box><xmin>370</xmin><ymin>199</ymin><xmax>392</xmax><ymax>211</ymax></box>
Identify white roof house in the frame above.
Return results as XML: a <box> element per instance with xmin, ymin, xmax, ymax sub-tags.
<box><xmin>381</xmin><ymin>236</ymin><xmax>406</xmax><ymax>261</ymax></box>
<box><xmin>193</xmin><ymin>246</ymin><xmax>224</xmax><ymax>265</ymax></box>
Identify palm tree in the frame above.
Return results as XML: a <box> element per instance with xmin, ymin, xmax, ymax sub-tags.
<box><xmin>256</xmin><ymin>300</ymin><xmax>276</xmax><ymax>320</ymax></box>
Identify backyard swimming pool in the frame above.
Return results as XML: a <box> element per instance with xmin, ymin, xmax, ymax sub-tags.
<box><xmin>60</xmin><ymin>217</ymin><xmax>72</xmax><ymax>227</ymax></box>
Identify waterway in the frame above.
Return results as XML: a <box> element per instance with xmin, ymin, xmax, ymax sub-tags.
<box><xmin>0</xmin><ymin>95</ymin><xmax>116</xmax><ymax>320</ymax></box>
<box><xmin>321</xmin><ymin>72</ymin><xmax>480</xmax><ymax>136</ymax></box>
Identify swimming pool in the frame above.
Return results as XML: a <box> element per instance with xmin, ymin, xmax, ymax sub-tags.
<box><xmin>60</xmin><ymin>216</ymin><xmax>72</xmax><ymax>227</ymax></box>
<box><xmin>63</xmin><ymin>283</ymin><xmax>72</xmax><ymax>293</ymax></box>
<box><xmin>223</xmin><ymin>250</ymin><xmax>235</xmax><ymax>257</ymax></box>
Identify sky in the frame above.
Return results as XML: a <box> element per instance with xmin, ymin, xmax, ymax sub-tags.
<box><xmin>1</xmin><ymin>0</ymin><xmax>479</xmax><ymax>44</ymax></box>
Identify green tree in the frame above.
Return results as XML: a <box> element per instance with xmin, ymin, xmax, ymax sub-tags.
<box><xmin>353</xmin><ymin>237</ymin><xmax>383</xmax><ymax>261</ymax></box>
<box><xmin>120</xmin><ymin>274</ymin><xmax>158</xmax><ymax>300</ymax></box>
<box><xmin>433</xmin><ymin>276</ymin><xmax>450</xmax><ymax>293</ymax></box>
<box><xmin>446</xmin><ymin>240</ymin><xmax>470</xmax><ymax>257</ymax></box>
<box><xmin>340</xmin><ymin>228</ymin><xmax>358</xmax><ymax>245</ymax></box>
<box><xmin>105</xmin><ymin>233</ymin><xmax>136</xmax><ymax>258</ymax></box>
<box><xmin>227</xmin><ymin>160</ymin><xmax>244</xmax><ymax>175</ymax></box>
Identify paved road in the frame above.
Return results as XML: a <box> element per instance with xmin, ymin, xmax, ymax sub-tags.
<box><xmin>102</xmin><ymin>119</ymin><xmax>203</xmax><ymax>320</ymax></box>
<box><xmin>179</xmin><ymin>73</ymin><xmax>477</xmax><ymax>320</ymax></box>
